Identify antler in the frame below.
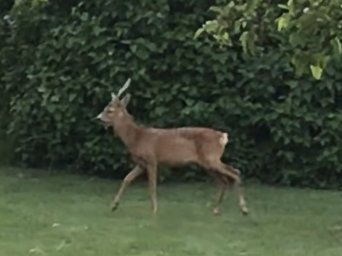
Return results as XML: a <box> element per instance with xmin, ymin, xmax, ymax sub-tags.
<box><xmin>111</xmin><ymin>78</ymin><xmax>131</xmax><ymax>101</ymax></box>
<box><xmin>117</xmin><ymin>78</ymin><xmax>131</xmax><ymax>98</ymax></box>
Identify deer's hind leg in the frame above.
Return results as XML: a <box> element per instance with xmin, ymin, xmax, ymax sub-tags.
<box><xmin>211</xmin><ymin>173</ymin><xmax>229</xmax><ymax>215</ymax></box>
<box><xmin>201</xmin><ymin>165</ymin><xmax>228</xmax><ymax>215</ymax></box>
<box><xmin>213</xmin><ymin>162</ymin><xmax>249</xmax><ymax>215</ymax></box>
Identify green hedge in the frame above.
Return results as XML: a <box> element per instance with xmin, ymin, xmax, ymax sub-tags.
<box><xmin>1</xmin><ymin>0</ymin><xmax>341</xmax><ymax>188</ymax></box>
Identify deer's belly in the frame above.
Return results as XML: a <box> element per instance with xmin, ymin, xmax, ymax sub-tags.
<box><xmin>156</xmin><ymin>143</ymin><xmax>197</xmax><ymax>166</ymax></box>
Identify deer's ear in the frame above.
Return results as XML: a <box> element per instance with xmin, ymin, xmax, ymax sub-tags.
<box><xmin>121</xmin><ymin>93</ymin><xmax>131</xmax><ymax>107</ymax></box>
<box><xmin>111</xmin><ymin>93</ymin><xmax>116</xmax><ymax>101</ymax></box>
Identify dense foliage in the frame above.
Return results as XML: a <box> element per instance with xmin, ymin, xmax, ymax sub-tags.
<box><xmin>196</xmin><ymin>0</ymin><xmax>342</xmax><ymax>80</ymax></box>
<box><xmin>0</xmin><ymin>0</ymin><xmax>341</xmax><ymax>188</ymax></box>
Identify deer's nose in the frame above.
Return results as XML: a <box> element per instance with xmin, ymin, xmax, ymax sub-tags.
<box><xmin>95</xmin><ymin>113</ymin><xmax>103</xmax><ymax>120</ymax></box>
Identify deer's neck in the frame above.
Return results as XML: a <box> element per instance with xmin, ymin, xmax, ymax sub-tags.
<box><xmin>112</xmin><ymin>114</ymin><xmax>140</xmax><ymax>149</ymax></box>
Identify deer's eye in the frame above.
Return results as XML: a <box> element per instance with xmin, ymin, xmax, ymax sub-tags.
<box><xmin>108</xmin><ymin>107</ymin><xmax>114</xmax><ymax>113</ymax></box>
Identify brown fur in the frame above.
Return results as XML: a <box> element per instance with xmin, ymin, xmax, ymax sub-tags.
<box><xmin>96</xmin><ymin>87</ymin><xmax>249</xmax><ymax>215</ymax></box>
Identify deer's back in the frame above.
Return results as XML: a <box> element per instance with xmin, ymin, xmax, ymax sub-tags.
<box><xmin>133</xmin><ymin>127</ymin><xmax>228</xmax><ymax>166</ymax></box>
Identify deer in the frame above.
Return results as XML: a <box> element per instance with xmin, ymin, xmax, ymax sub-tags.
<box><xmin>95</xmin><ymin>78</ymin><xmax>249</xmax><ymax>216</ymax></box>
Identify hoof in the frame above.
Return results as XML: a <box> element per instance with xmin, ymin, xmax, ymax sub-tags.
<box><xmin>111</xmin><ymin>202</ymin><xmax>119</xmax><ymax>212</ymax></box>
<box><xmin>212</xmin><ymin>208</ymin><xmax>220</xmax><ymax>216</ymax></box>
<box><xmin>241</xmin><ymin>207</ymin><xmax>249</xmax><ymax>216</ymax></box>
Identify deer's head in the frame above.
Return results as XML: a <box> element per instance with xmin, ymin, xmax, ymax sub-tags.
<box><xmin>96</xmin><ymin>78</ymin><xmax>132</xmax><ymax>128</ymax></box>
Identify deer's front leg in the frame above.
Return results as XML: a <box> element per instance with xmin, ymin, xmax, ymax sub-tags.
<box><xmin>146</xmin><ymin>163</ymin><xmax>158</xmax><ymax>214</ymax></box>
<box><xmin>111</xmin><ymin>165</ymin><xmax>144</xmax><ymax>211</ymax></box>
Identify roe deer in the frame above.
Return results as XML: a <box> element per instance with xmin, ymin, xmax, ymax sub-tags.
<box><xmin>96</xmin><ymin>78</ymin><xmax>249</xmax><ymax>215</ymax></box>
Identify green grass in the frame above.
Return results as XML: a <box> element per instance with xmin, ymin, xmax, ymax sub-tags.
<box><xmin>0</xmin><ymin>166</ymin><xmax>342</xmax><ymax>256</ymax></box>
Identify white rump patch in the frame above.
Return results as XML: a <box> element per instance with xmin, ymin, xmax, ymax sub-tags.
<box><xmin>219</xmin><ymin>133</ymin><xmax>228</xmax><ymax>146</ymax></box>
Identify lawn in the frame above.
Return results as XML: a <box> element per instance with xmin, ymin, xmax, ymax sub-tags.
<box><xmin>0</xmin><ymin>166</ymin><xmax>342</xmax><ymax>256</ymax></box>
